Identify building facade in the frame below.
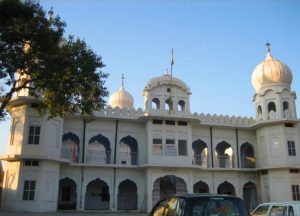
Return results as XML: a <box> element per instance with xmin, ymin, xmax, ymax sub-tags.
<box><xmin>1</xmin><ymin>47</ymin><xmax>300</xmax><ymax>212</ymax></box>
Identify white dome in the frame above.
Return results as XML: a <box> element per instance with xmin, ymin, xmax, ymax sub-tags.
<box><xmin>108</xmin><ymin>85</ymin><xmax>134</xmax><ymax>109</ymax></box>
<box><xmin>146</xmin><ymin>73</ymin><xmax>188</xmax><ymax>91</ymax></box>
<box><xmin>252</xmin><ymin>52</ymin><xmax>292</xmax><ymax>93</ymax></box>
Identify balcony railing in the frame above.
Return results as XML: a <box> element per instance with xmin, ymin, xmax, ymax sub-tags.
<box><xmin>193</xmin><ymin>155</ymin><xmax>209</xmax><ymax>168</ymax></box>
<box><xmin>86</xmin><ymin>150</ymin><xmax>111</xmax><ymax>164</ymax></box>
<box><xmin>240</xmin><ymin>156</ymin><xmax>255</xmax><ymax>168</ymax></box>
<box><xmin>61</xmin><ymin>147</ymin><xmax>79</xmax><ymax>163</ymax></box>
<box><xmin>119</xmin><ymin>152</ymin><xmax>138</xmax><ymax>165</ymax></box>
<box><xmin>215</xmin><ymin>155</ymin><xmax>234</xmax><ymax>168</ymax></box>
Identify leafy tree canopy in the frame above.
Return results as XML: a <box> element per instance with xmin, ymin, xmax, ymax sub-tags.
<box><xmin>0</xmin><ymin>0</ymin><xmax>108</xmax><ymax>121</ymax></box>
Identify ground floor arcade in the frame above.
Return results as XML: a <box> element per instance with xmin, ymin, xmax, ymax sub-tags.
<box><xmin>58</xmin><ymin>166</ymin><xmax>258</xmax><ymax>212</ymax></box>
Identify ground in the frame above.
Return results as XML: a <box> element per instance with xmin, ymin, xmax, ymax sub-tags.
<box><xmin>0</xmin><ymin>211</ymin><xmax>147</xmax><ymax>216</ymax></box>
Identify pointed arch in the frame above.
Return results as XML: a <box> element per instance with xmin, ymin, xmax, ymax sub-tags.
<box><xmin>152</xmin><ymin>175</ymin><xmax>187</xmax><ymax>207</ymax></box>
<box><xmin>283</xmin><ymin>101</ymin><xmax>291</xmax><ymax>118</ymax></box>
<box><xmin>117</xmin><ymin>179</ymin><xmax>137</xmax><ymax>210</ymax></box>
<box><xmin>89</xmin><ymin>133</ymin><xmax>111</xmax><ymax>151</ymax></box>
<box><xmin>84</xmin><ymin>178</ymin><xmax>110</xmax><ymax>210</ymax></box>
<box><xmin>218</xmin><ymin>181</ymin><xmax>235</xmax><ymax>195</ymax></box>
<box><xmin>119</xmin><ymin>135</ymin><xmax>138</xmax><ymax>165</ymax></box>
<box><xmin>178</xmin><ymin>100</ymin><xmax>185</xmax><ymax>111</ymax></box>
<box><xmin>165</xmin><ymin>98</ymin><xmax>173</xmax><ymax>111</ymax></box>
<box><xmin>257</xmin><ymin>105</ymin><xmax>262</xmax><ymax>120</ymax></box>
<box><xmin>87</xmin><ymin>133</ymin><xmax>111</xmax><ymax>164</ymax></box>
<box><xmin>193</xmin><ymin>181</ymin><xmax>209</xmax><ymax>193</ymax></box>
<box><xmin>61</xmin><ymin>132</ymin><xmax>80</xmax><ymax>162</ymax></box>
<box><xmin>268</xmin><ymin>102</ymin><xmax>277</xmax><ymax>119</ymax></box>
<box><xmin>240</xmin><ymin>142</ymin><xmax>255</xmax><ymax>168</ymax></box>
<box><xmin>243</xmin><ymin>181</ymin><xmax>257</xmax><ymax>210</ymax></box>
<box><xmin>152</xmin><ymin>98</ymin><xmax>160</xmax><ymax>109</ymax></box>
<box><xmin>58</xmin><ymin>177</ymin><xmax>77</xmax><ymax>210</ymax></box>
<box><xmin>215</xmin><ymin>141</ymin><xmax>234</xmax><ymax>168</ymax></box>
<box><xmin>192</xmin><ymin>139</ymin><xmax>208</xmax><ymax>167</ymax></box>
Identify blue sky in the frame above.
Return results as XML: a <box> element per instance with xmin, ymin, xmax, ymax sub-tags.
<box><xmin>1</xmin><ymin>0</ymin><xmax>300</xmax><ymax>155</ymax></box>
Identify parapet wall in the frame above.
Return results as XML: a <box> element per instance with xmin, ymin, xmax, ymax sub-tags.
<box><xmin>93</xmin><ymin>106</ymin><xmax>255</xmax><ymax>127</ymax></box>
<box><xmin>193</xmin><ymin>112</ymin><xmax>255</xmax><ymax>127</ymax></box>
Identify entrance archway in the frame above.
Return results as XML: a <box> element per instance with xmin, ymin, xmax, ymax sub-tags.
<box><xmin>84</xmin><ymin>178</ymin><xmax>110</xmax><ymax>210</ymax></box>
<box><xmin>243</xmin><ymin>182</ymin><xmax>257</xmax><ymax>210</ymax></box>
<box><xmin>152</xmin><ymin>175</ymin><xmax>187</xmax><ymax>207</ymax></box>
<box><xmin>58</xmin><ymin>178</ymin><xmax>77</xmax><ymax>210</ymax></box>
<box><xmin>117</xmin><ymin>179</ymin><xmax>137</xmax><ymax>210</ymax></box>
<box><xmin>217</xmin><ymin>181</ymin><xmax>235</xmax><ymax>195</ymax></box>
<box><xmin>193</xmin><ymin>181</ymin><xmax>209</xmax><ymax>193</ymax></box>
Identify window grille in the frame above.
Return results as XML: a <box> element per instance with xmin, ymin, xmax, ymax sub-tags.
<box><xmin>28</xmin><ymin>125</ymin><xmax>41</xmax><ymax>145</ymax></box>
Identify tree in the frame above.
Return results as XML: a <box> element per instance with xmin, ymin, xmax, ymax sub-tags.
<box><xmin>0</xmin><ymin>0</ymin><xmax>108</xmax><ymax>121</ymax></box>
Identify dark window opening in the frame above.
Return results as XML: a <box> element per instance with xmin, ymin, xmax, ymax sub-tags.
<box><xmin>285</xmin><ymin>123</ymin><xmax>294</xmax><ymax>128</ymax></box>
<box><xmin>152</xmin><ymin>98</ymin><xmax>160</xmax><ymax>109</ymax></box>
<box><xmin>288</xmin><ymin>141</ymin><xmax>296</xmax><ymax>156</ymax></box>
<box><xmin>24</xmin><ymin>160</ymin><xmax>39</xmax><ymax>166</ymax></box>
<box><xmin>290</xmin><ymin>169</ymin><xmax>299</xmax><ymax>173</ymax></box>
<box><xmin>178</xmin><ymin>140</ymin><xmax>187</xmax><ymax>156</ymax></box>
<box><xmin>153</xmin><ymin>138</ymin><xmax>162</xmax><ymax>144</ymax></box>
<box><xmin>28</xmin><ymin>125</ymin><xmax>41</xmax><ymax>145</ymax></box>
<box><xmin>178</xmin><ymin>121</ymin><xmax>187</xmax><ymax>126</ymax></box>
<box><xmin>23</xmin><ymin>180</ymin><xmax>36</xmax><ymax>201</ymax></box>
<box><xmin>153</xmin><ymin>119</ymin><xmax>163</xmax><ymax>124</ymax></box>
<box><xmin>166</xmin><ymin>139</ymin><xmax>175</xmax><ymax>145</ymax></box>
<box><xmin>292</xmin><ymin>185</ymin><xmax>300</xmax><ymax>200</ymax></box>
<box><xmin>261</xmin><ymin>170</ymin><xmax>268</xmax><ymax>175</ymax></box>
<box><xmin>165</xmin><ymin>120</ymin><xmax>175</xmax><ymax>125</ymax></box>
<box><xmin>268</xmin><ymin>102</ymin><xmax>276</xmax><ymax>112</ymax></box>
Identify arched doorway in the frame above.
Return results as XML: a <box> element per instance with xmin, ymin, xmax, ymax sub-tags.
<box><xmin>58</xmin><ymin>178</ymin><xmax>77</xmax><ymax>210</ymax></box>
<box><xmin>62</xmin><ymin>132</ymin><xmax>80</xmax><ymax>162</ymax></box>
<box><xmin>192</xmin><ymin>139</ymin><xmax>208</xmax><ymax>167</ymax></box>
<box><xmin>152</xmin><ymin>175</ymin><xmax>187</xmax><ymax>207</ymax></box>
<box><xmin>218</xmin><ymin>181</ymin><xmax>235</xmax><ymax>195</ymax></box>
<box><xmin>119</xmin><ymin>136</ymin><xmax>138</xmax><ymax>165</ymax></box>
<box><xmin>117</xmin><ymin>179</ymin><xmax>137</xmax><ymax>210</ymax></box>
<box><xmin>215</xmin><ymin>141</ymin><xmax>234</xmax><ymax>168</ymax></box>
<box><xmin>87</xmin><ymin>133</ymin><xmax>111</xmax><ymax>164</ymax></box>
<box><xmin>84</xmin><ymin>178</ymin><xmax>110</xmax><ymax>210</ymax></box>
<box><xmin>240</xmin><ymin>143</ymin><xmax>255</xmax><ymax>168</ymax></box>
<box><xmin>243</xmin><ymin>182</ymin><xmax>257</xmax><ymax>210</ymax></box>
<box><xmin>193</xmin><ymin>181</ymin><xmax>209</xmax><ymax>193</ymax></box>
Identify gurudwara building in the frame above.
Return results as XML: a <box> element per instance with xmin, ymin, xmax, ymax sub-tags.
<box><xmin>1</xmin><ymin>46</ymin><xmax>300</xmax><ymax>212</ymax></box>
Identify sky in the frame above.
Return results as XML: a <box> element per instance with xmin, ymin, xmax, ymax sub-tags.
<box><xmin>1</xmin><ymin>0</ymin><xmax>300</xmax><ymax>156</ymax></box>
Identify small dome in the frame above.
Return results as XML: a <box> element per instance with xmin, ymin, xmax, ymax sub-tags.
<box><xmin>108</xmin><ymin>85</ymin><xmax>134</xmax><ymax>109</ymax></box>
<box><xmin>252</xmin><ymin>50</ymin><xmax>292</xmax><ymax>93</ymax></box>
<box><xmin>146</xmin><ymin>72</ymin><xmax>188</xmax><ymax>91</ymax></box>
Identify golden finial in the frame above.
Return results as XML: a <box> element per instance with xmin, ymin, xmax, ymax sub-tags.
<box><xmin>171</xmin><ymin>48</ymin><xmax>174</xmax><ymax>66</ymax></box>
<box><xmin>121</xmin><ymin>74</ymin><xmax>124</xmax><ymax>87</ymax></box>
<box><xmin>48</xmin><ymin>7</ymin><xmax>54</xmax><ymax>22</ymax></box>
<box><xmin>266</xmin><ymin>41</ymin><xmax>271</xmax><ymax>53</ymax></box>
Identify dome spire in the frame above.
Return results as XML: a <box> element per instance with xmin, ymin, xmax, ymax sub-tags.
<box><xmin>265</xmin><ymin>41</ymin><xmax>273</xmax><ymax>60</ymax></box>
<box><xmin>121</xmin><ymin>73</ymin><xmax>125</xmax><ymax>89</ymax></box>
<box><xmin>266</xmin><ymin>41</ymin><xmax>271</xmax><ymax>53</ymax></box>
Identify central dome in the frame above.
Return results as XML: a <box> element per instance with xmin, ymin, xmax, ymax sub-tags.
<box><xmin>146</xmin><ymin>72</ymin><xmax>188</xmax><ymax>91</ymax></box>
<box><xmin>251</xmin><ymin>50</ymin><xmax>292</xmax><ymax>93</ymax></box>
<box><xmin>108</xmin><ymin>85</ymin><xmax>134</xmax><ymax>109</ymax></box>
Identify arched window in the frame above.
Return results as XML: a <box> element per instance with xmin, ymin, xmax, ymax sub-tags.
<box><xmin>178</xmin><ymin>100</ymin><xmax>185</xmax><ymax>111</ymax></box>
<box><xmin>283</xmin><ymin>101</ymin><xmax>291</xmax><ymax>118</ymax></box>
<box><xmin>165</xmin><ymin>98</ymin><xmax>173</xmax><ymax>111</ymax></box>
<box><xmin>283</xmin><ymin>101</ymin><xmax>289</xmax><ymax>111</ymax></box>
<box><xmin>152</xmin><ymin>98</ymin><xmax>160</xmax><ymax>109</ymax></box>
<box><xmin>268</xmin><ymin>102</ymin><xmax>276</xmax><ymax>112</ymax></box>
<box><xmin>215</xmin><ymin>141</ymin><xmax>234</xmax><ymax>168</ymax></box>
<box><xmin>257</xmin><ymin>105</ymin><xmax>263</xmax><ymax>120</ymax></box>
<box><xmin>257</xmin><ymin>105</ymin><xmax>262</xmax><ymax>115</ymax></box>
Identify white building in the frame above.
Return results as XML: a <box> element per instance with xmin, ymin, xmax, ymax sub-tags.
<box><xmin>1</xmin><ymin>46</ymin><xmax>300</xmax><ymax>212</ymax></box>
